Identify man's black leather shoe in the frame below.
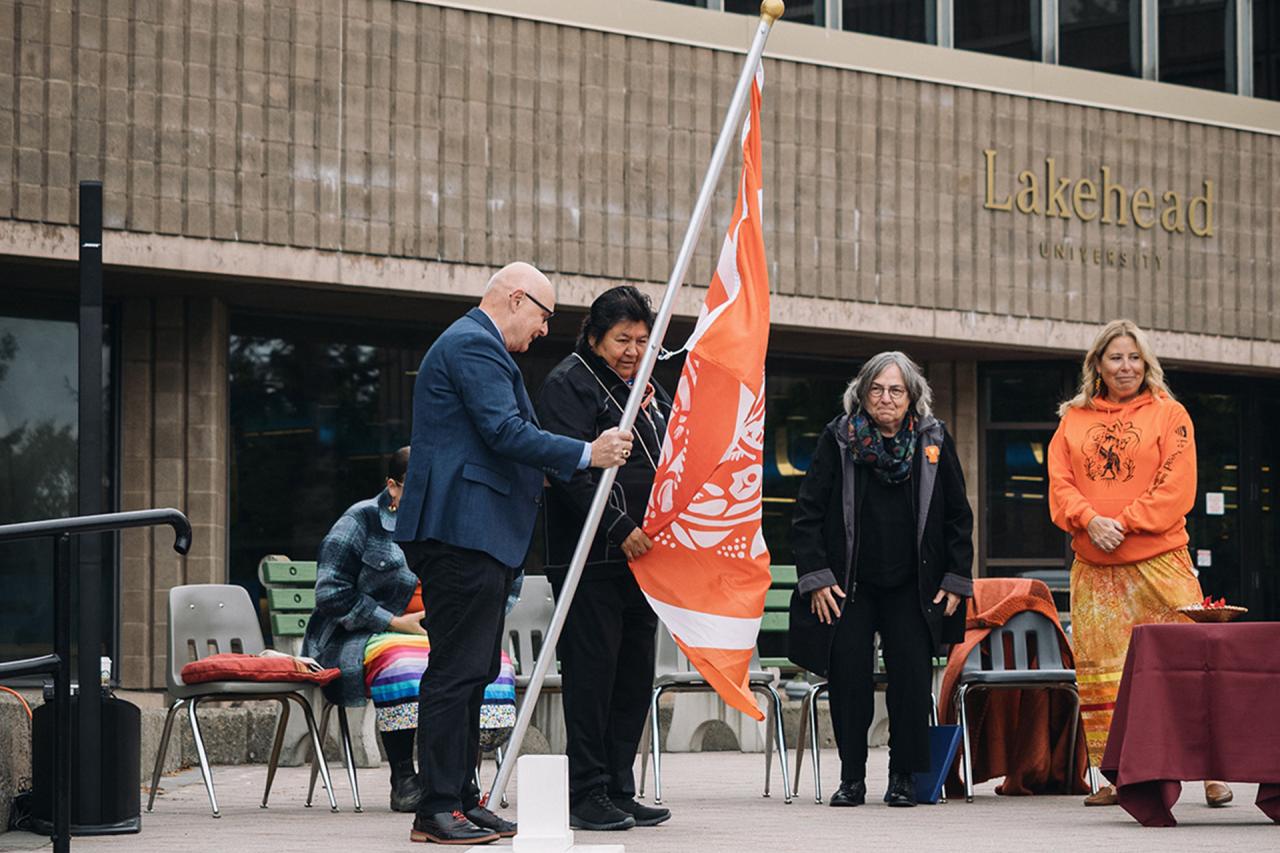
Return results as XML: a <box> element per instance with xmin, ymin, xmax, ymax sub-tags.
<box><xmin>409</xmin><ymin>811</ymin><xmax>500</xmax><ymax>844</ymax></box>
<box><xmin>611</xmin><ymin>797</ymin><xmax>671</xmax><ymax>826</ymax></box>
<box><xmin>569</xmin><ymin>788</ymin><xmax>636</xmax><ymax>831</ymax></box>
<box><xmin>829</xmin><ymin>780</ymin><xmax>867</xmax><ymax>807</ymax></box>
<box><xmin>465</xmin><ymin>805</ymin><xmax>517</xmax><ymax>838</ymax></box>
<box><xmin>884</xmin><ymin>772</ymin><xmax>917</xmax><ymax>807</ymax></box>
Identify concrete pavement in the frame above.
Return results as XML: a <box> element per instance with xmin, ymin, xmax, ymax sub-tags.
<box><xmin>2</xmin><ymin>749</ymin><xmax>1275</xmax><ymax>853</ymax></box>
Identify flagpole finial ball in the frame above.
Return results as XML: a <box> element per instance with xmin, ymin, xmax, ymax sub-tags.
<box><xmin>760</xmin><ymin>1</ymin><xmax>785</xmax><ymax>23</ymax></box>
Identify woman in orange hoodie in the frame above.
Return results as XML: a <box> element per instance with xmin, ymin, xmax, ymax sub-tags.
<box><xmin>1048</xmin><ymin>319</ymin><xmax>1231</xmax><ymax>808</ymax></box>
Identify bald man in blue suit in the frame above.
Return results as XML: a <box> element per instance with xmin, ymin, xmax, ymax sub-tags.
<box><xmin>396</xmin><ymin>262</ymin><xmax>632</xmax><ymax>845</ymax></box>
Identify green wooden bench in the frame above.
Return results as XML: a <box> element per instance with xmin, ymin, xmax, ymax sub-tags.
<box><xmin>758</xmin><ymin>565</ymin><xmax>798</xmax><ymax>672</ymax></box>
<box><xmin>257</xmin><ymin>556</ymin><xmax>318</xmax><ymax>644</ymax></box>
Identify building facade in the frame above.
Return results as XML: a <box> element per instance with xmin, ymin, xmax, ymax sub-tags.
<box><xmin>2</xmin><ymin>0</ymin><xmax>1278</xmax><ymax>688</ymax></box>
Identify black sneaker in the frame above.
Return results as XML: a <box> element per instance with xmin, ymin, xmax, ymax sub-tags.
<box><xmin>569</xmin><ymin>788</ymin><xmax>636</xmax><ymax>831</ymax></box>
<box><xmin>829</xmin><ymin>780</ymin><xmax>866</xmax><ymax>807</ymax></box>
<box><xmin>465</xmin><ymin>805</ymin><xmax>517</xmax><ymax>838</ymax></box>
<box><xmin>410</xmin><ymin>810</ymin><xmax>500</xmax><ymax>845</ymax></box>
<box><xmin>884</xmin><ymin>772</ymin><xmax>917</xmax><ymax>807</ymax></box>
<box><xmin>390</xmin><ymin>772</ymin><xmax>423</xmax><ymax>813</ymax></box>
<box><xmin>611</xmin><ymin>797</ymin><xmax>670</xmax><ymax>827</ymax></box>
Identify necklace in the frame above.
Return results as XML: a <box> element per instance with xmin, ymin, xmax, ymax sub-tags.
<box><xmin>571</xmin><ymin>352</ymin><xmax>665</xmax><ymax>471</ymax></box>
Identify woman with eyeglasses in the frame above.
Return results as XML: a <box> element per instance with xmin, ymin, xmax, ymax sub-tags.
<box><xmin>302</xmin><ymin>446</ymin><xmax>517</xmax><ymax>813</ymax></box>
<box><xmin>535</xmin><ymin>285</ymin><xmax>673</xmax><ymax>832</ymax></box>
<box><xmin>789</xmin><ymin>352</ymin><xmax>973</xmax><ymax>808</ymax></box>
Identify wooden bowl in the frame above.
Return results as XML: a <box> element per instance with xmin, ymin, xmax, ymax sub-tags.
<box><xmin>1177</xmin><ymin>604</ymin><xmax>1248</xmax><ymax>623</ymax></box>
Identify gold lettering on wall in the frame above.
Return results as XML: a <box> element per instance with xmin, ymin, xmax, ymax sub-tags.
<box><xmin>983</xmin><ymin>150</ymin><xmax>1215</xmax><ymax>239</ymax></box>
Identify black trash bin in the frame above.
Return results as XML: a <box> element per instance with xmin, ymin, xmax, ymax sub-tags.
<box><xmin>29</xmin><ymin>692</ymin><xmax>142</xmax><ymax>835</ymax></box>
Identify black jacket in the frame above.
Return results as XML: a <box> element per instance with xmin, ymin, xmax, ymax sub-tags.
<box><xmin>788</xmin><ymin>413</ymin><xmax>974</xmax><ymax>675</ymax></box>
<box><xmin>536</xmin><ymin>345</ymin><xmax>672</xmax><ymax>581</ymax></box>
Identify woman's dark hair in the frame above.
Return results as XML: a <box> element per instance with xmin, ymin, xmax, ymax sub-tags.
<box><xmin>388</xmin><ymin>446</ymin><xmax>410</xmax><ymax>483</ymax></box>
<box><xmin>577</xmin><ymin>285</ymin><xmax>655</xmax><ymax>350</ymax></box>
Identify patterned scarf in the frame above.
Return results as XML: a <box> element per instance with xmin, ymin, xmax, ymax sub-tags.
<box><xmin>848</xmin><ymin>412</ymin><xmax>917</xmax><ymax>484</ymax></box>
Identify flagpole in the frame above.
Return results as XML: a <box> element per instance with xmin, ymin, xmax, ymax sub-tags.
<box><xmin>487</xmin><ymin>0</ymin><xmax>785</xmax><ymax>809</ymax></box>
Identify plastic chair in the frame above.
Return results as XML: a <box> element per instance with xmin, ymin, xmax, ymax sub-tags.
<box><xmin>637</xmin><ymin>625</ymin><xmax>792</xmax><ymax>804</ymax></box>
<box><xmin>953</xmin><ymin>609</ymin><xmax>1086</xmax><ymax>802</ymax></box>
<box><xmin>504</xmin><ymin>575</ymin><xmax>563</xmax><ymax>695</ymax></box>
<box><xmin>146</xmin><ymin>584</ymin><xmax>340</xmax><ymax>817</ymax></box>
<box><xmin>792</xmin><ymin>637</ymin><xmax>940</xmax><ymax>804</ymax></box>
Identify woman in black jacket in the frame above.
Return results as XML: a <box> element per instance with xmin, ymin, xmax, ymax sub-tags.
<box><xmin>790</xmin><ymin>351</ymin><xmax>973</xmax><ymax>808</ymax></box>
<box><xmin>536</xmin><ymin>285</ymin><xmax>672</xmax><ymax>832</ymax></box>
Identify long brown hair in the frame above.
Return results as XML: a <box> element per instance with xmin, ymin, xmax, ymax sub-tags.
<box><xmin>1058</xmin><ymin>319</ymin><xmax>1174</xmax><ymax>416</ymax></box>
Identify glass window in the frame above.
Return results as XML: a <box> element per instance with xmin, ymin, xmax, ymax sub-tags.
<box><xmin>984</xmin><ymin>429</ymin><xmax>1061</xmax><ymax>559</ymax></box>
<box><xmin>1159</xmin><ymin>0</ymin><xmax>1233</xmax><ymax>91</ymax></box>
<box><xmin>1060</xmin><ymin>0</ymin><xmax>1141</xmax><ymax>76</ymax></box>
<box><xmin>658</xmin><ymin>0</ymin><xmax>709</xmax><ymax>6</ymax></box>
<box><xmin>842</xmin><ymin>0</ymin><xmax>931</xmax><ymax>43</ymax></box>
<box><xmin>0</xmin><ymin>299</ymin><xmax>115</xmax><ymax>667</ymax></box>
<box><xmin>726</xmin><ymin>0</ymin><xmax>824</xmax><ymax>25</ymax></box>
<box><xmin>955</xmin><ymin>0</ymin><xmax>1037</xmax><ymax>60</ymax></box>
<box><xmin>1256</xmin><ymin>0</ymin><xmax>1280</xmax><ymax>100</ymax></box>
<box><xmin>988</xmin><ymin>368</ymin><xmax>1072</xmax><ymax>424</ymax></box>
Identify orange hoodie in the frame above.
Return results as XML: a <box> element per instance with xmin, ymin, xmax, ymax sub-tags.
<box><xmin>1048</xmin><ymin>391</ymin><xmax>1196</xmax><ymax>566</ymax></box>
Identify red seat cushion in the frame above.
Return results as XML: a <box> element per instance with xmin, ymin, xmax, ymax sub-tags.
<box><xmin>180</xmin><ymin>653</ymin><xmax>340</xmax><ymax>686</ymax></box>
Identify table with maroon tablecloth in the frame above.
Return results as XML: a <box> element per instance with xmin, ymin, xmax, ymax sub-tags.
<box><xmin>1100</xmin><ymin>622</ymin><xmax>1280</xmax><ymax>827</ymax></box>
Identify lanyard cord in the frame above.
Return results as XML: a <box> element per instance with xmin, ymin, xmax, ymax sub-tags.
<box><xmin>571</xmin><ymin>352</ymin><xmax>664</xmax><ymax>471</ymax></box>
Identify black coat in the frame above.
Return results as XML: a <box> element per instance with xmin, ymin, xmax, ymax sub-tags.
<box><xmin>788</xmin><ymin>414</ymin><xmax>974</xmax><ymax>676</ymax></box>
<box><xmin>536</xmin><ymin>345</ymin><xmax>672</xmax><ymax>581</ymax></box>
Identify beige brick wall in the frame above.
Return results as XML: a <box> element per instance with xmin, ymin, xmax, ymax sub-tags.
<box><xmin>2</xmin><ymin>0</ymin><xmax>1277</xmax><ymax>344</ymax></box>
<box><xmin>118</xmin><ymin>295</ymin><xmax>228</xmax><ymax>689</ymax></box>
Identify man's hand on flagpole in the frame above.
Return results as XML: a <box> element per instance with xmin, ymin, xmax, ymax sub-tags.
<box><xmin>620</xmin><ymin>528</ymin><xmax>654</xmax><ymax>560</ymax></box>
<box><xmin>810</xmin><ymin>584</ymin><xmax>846</xmax><ymax>624</ymax></box>
<box><xmin>589</xmin><ymin>427</ymin><xmax>633</xmax><ymax>468</ymax></box>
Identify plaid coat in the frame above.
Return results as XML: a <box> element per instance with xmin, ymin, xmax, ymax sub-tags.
<box><xmin>301</xmin><ymin>488</ymin><xmax>417</xmax><ymax>706</ymax></box>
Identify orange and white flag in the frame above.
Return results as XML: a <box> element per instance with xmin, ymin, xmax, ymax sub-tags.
<box><xmin>630</xmin><ymin>64</ymin><xmax>770</xmax><ymax>720</ymax></box>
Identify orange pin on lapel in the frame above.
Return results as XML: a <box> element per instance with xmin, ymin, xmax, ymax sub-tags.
<box><xmin>925</xmin><ymin>445</ymin><xmax>940</xmax><ymax>464</ymax></box>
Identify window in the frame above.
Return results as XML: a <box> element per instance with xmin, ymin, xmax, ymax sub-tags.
<box><xmin>725</xmin><ymin>0</ymin><xmax>825</xmax><ymax>26</ymax></box>
<box><xmin>1159</xmin><ymin>0</ymin><xmax>1234</xmax><ymax>91</ymax></box>
<box><xmin>0</xmin><ymin>296</ymin><xmax>116</xmax><ymax>667</ymax></box>
<box><xmin>1256</xmin><ymin>0</ymin><xmax>1280</xmax><ymax>100</ymax></box>
<box><xmin>955</xmin><ymin>0</ymin><xmax>1038</xmax><ymax>60</ymax></box>
<box><xmin>1060</xmin><ymin>0</ymin><xmax>1141</xmax><ymax>76</ymax></box>
<box><xmin>842</xmin><ymin>0</ymin><xmax>931</xmax><ymax>43</ymax></box>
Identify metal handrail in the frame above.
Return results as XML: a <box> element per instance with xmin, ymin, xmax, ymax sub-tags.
<box><xmin>0</xmin><ymin>508</ymin><xmax>192</xmax><ymax>853</ymax></box>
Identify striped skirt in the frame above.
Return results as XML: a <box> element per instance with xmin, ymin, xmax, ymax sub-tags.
<box><xmin>1070</xmin><ymin>548</ymin><xmax>1202</xmax><ymax>762</ymax></box>
<box><xmin>363</xmin><ymin>633</ymin><xmax>517</xmax><ymax>746</ymax></box>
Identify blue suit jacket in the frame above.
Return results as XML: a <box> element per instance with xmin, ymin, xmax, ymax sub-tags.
<box><xmin>394</xmin><ymin>308</ymin><xmax>585</xmax><ymax>568</ymax></box>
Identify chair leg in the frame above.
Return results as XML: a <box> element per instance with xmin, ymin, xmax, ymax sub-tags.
<box><xmin>293</xmin><ymin>694</ymin><xmax>339</xmax><ymax>812</ymax></box>
<box><xmin>1064</xmin><ymin>686</ymin><xmax>1082</xmax><ymax>797</ymax></box>
<box><xmin>187</xmin><ymin>697</ymin><xmax>221</xmax><ymax>818</ymax></box>
<box><xmin>337</xmin><ymin>706</ymin><xmax>363</xmax><ymax>813</ymax></box>
<box><xmin>766</xmin><ymin>685</ymin><xmax>793</xmax><ymax>804</ymax></box>
<box><xmin>650</xmin><ymin>687</ymin><xmax>665</xmax><ymax>805</ymax></box>
<box><xmin>307</xmin><ymin>700</ymin><xmax>334</xmax><ymax>808</ymax></box>
<box><xmin>146</xmin><ymin>699</ymin><xmax>184</xmax><ymax>813</ymax></box>
<box><xmin>956</xmin><ymin>684</ymin><xmax>974</xmax><ymax>803</ymax></box>
<box><xmin>929</xmin><ymin>690</ymin><xmax>945</xmax><ymax>804</ymax></box>
<box><xmin>763</xmin><ymin>691</ymin><xmax>775</xmax><ymax>799</ymax></box>
<box><xmin>636</xmin><ymin>706</ymin><xmax>651</xmax><ymax>799</ymax></box>
<box><xmin>495</xmin><ymin>746</ymin><xmax>508</xmax><ymax>809</ymax></box>
<box><xmin>261</xmin><ymin>697</ymin><xmax>291</xmax><ymax>808</ymax></box>
<box><xmin>792</xmin><ymin>689</ymin><xmax>810</xmax><ymax>799</ymax></box>
<box><xmin>810</xmin><ymin>685</ymin><xmax>825</xmax><ymax>804</ymax></box>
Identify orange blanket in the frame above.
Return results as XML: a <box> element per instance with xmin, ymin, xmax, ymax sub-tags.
<box><xmin>939</xmin><ymin>577</ymin><xmax>1089</xmax><ymax>796</ymax></box>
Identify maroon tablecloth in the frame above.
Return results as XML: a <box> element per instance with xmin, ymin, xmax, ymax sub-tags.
<box><xmin>1100</xmin><ymin>622</ymin><xmax>1280</xmax><ymax>827</ymax></box>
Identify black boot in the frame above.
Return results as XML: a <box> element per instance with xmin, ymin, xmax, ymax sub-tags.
<box><xmin>829</xmin><ymin>779</ymin><xmax>866</xmax><ymax>807</ymax></box>
<box><xmin>389</xmin><ymin>759</ymin><xmax>423</xmax><ymax>813</ymax></box>
<box><xmin>884</xmin><ymin>772</ymin><xmax>917</xmax><ymax>807</ymax></box>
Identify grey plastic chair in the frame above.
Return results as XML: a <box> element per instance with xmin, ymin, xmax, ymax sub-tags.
<box><xmin>504</xmin><ymin>575</ymin><xmax>563</xmax><ymax>694</ymax></box>
<box><xmin>792</xmin><ymin>642</ymin><xmax>941</xmax><ymax>804</ymax></box>
<box><xmin>637</xmin><ymin>624</ymin><xmax>792</xmax><ymax>805</ymax></box>
<box><xmin>146</xmin><ymin>584</ymin><xmax>339</xmax><ymax>817</ymax></box>
<box><xmin>953</xmin><ymin>609</ymin><xmax>1087</xmax><ymax>802</ymax></box>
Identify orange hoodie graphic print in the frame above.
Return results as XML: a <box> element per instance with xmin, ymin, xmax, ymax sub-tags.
<box><xmin>630</xmin><ymin>65</ymin><xmax>770</xmax><ymax>721</ymax></box>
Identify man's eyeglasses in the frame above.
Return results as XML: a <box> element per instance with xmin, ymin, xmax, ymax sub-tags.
<box><xmin>523</xmin><ymin>291</ymin><xmax>555</xmax><ymax>322</ymax></box>
<box><xmin>868</xmin><ymin>383</ymin><xmax>908</xmax><ymax>402</ymax></box>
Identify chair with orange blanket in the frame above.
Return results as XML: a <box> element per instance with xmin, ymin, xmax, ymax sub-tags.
<box><xmin>939</xmin><ymin>577</ymin><xmax>1091</xmax><ymax>801</ymax></box>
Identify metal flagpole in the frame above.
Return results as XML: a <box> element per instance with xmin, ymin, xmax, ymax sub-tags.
<box><xmin>487</xmin><ymin>0</ymin><xmax>786</xmax><ymax>809</ymax></box>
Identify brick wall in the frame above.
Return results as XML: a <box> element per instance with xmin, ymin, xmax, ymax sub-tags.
<box><xmin>1</xmin><ymin>0</ymin><xmax>1277</xmax><ymax>342</ymax></box>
